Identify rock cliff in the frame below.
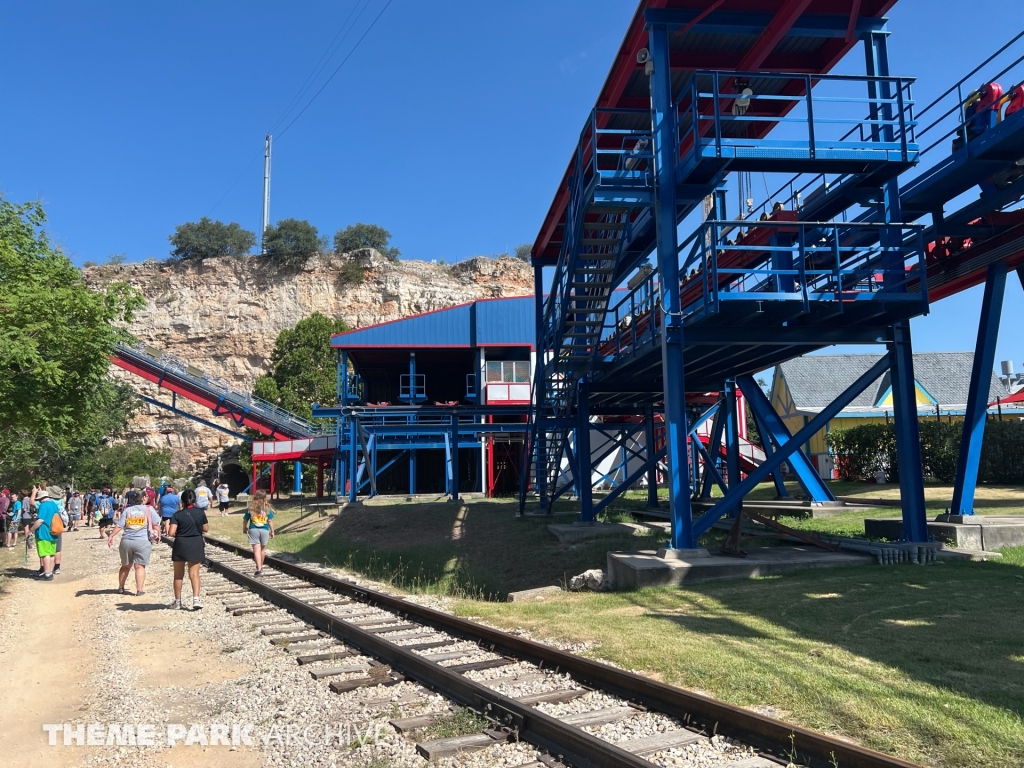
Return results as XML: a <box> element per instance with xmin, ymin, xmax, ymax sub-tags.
<box><xmin>83</xmin><ymin>252</ymin><xmax>533</xmax><ymax>473</ymax></box>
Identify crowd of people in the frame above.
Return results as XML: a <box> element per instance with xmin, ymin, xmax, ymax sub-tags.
<box><xmin>0</xmin><ymin>477</ymin><xmax>258</xmax><ymax>610</ymax></box>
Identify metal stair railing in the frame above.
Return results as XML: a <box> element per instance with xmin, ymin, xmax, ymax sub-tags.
<box><xmin>115</xmin><ymin>342</ymin><xmax>329</xmax><ymax>437</ymax></box>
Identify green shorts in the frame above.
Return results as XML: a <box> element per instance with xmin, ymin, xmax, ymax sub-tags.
<box><xmin>36</xmin><ymin>539</ymin><xmax>57</xmax><ymax>558</ymax></box>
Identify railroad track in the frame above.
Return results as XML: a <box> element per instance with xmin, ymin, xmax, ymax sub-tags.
<box><xmin>192</xmin><ymin>535</ymin><xmax>921</xmax><ymax>768</ymax></box>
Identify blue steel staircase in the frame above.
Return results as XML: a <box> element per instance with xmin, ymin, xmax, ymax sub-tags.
<box><xmin>531</xmin><ymin>110</ymin><xmax>657</xmax><ymax>500</ymax></box>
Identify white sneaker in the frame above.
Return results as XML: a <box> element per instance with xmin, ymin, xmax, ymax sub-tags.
<box><xmin>192</xmin><ymin>596</ymin><xmax>203</xmax><ymax>610</ymax></box>
<box><xmin>170</xmin><ymin>599</ymin><xmax>182</xmax><ymax>610</ymax></box>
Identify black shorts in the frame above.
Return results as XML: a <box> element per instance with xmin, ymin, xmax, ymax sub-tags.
<box><xmin>218</xmin><ymin>501</ymin><xmax>229</xmax><ymax>511</ymax></box>
<box><xmin>99</xmin><ymin>516</ymin><xmax>114</xmax><ymax>527</ymax></box>
<box><xmin>0</xmin><ymin>516</ymin><xmax>7</xmax><ymax>534</ymax></box>
<box><xmin>171</xmin><ymin>536</ymin><xmax>205</xmax><ymax>563</ymax></box>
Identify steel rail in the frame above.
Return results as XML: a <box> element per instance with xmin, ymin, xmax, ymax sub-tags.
<box><xmin>201</xmin><ymin>546</ymin><xmax>650</xmax><ymax>768</ymax></box>
<box><xmin>202</xmin><ymin>535</ymin><xmax>923</xmax><ymax>768</ymax></box>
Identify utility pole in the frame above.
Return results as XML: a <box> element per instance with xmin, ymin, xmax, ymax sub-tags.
<box><xmin>261</xmin><ymin>133</ymin><xmax>272</xmax><ymax>253</ymax></box>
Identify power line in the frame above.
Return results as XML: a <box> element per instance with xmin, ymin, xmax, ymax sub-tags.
<box><xmin>276</xmin><ymin>0</ymin><xmax>394</xmax><ymax>141</ymax></box>
<box><xmin>206</xmin><ymin>0</ymin><xmax>394</xmax><ymax>217</ymax></box>
<box><xmin>267</xmin><ymin>0</ymin><xmax>371</xmax><ymax>136</ymax></box>
<box><xmin>207</xmin><ymin>150</ymin><xmax>263</xmax><ymax>216</ymax></box>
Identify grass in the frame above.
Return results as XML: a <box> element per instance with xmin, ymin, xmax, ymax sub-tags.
<box><xmin>455</xmin><ymin>548</ymin><xmax>1024</xmax><ymax>768</ymax></box>
<box><xmin>207</xmin><ymin>497</ymin><xmax>665</xmax><ymax>600</ymax></box>
<box><xmin>421</xmin><ymin>708</ymin><xmax>490</xmax><ymax>740</ymax></box>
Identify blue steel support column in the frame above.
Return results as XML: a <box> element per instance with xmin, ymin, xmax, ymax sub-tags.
<box><xmin>293</xmin><ymin>462</ymin><xmax>302</xmax><ymax>495</ymax></box>
<box><xmin>888</xmin><ymin>321</ymin><xmax>928</xmax><ymax>541</ymax></box>
<box><xmin>645</xmin><ymin>406</ymin><xmax>659</xmax><ymax>508</ymax></box>
<box><xmin>348</xmin><ymin>419</ymin><xmax>358</xmax><ymax>503</ymax></box>
<box><xmin>533</xmin><ymin>264</ymin><xmax>549</xmax><ymax>508</ymax></box>
<box><xmin>951</xmin><ymin>263</ymin><xmax>1008</xmax><ymax>515</ymax></box>
<box><xmin>338</xmin><ymin>350</ymin><xmax>348</xmax><ymax>502</ymax></box>
<box><xmin>409</xmin><ymin>352</ymin><xmax>418</xmax><ymax>495</ymax></box>
<box><xmin>448</xmin><ymin>413</ymin><xmax>461</xmax><ymax>504</ymax></box>
<box><xmin>650</xmin><ymin>24</ymin><xmax>694</xmax><ymax>550</ymax></box>
<box><xmin>724</xmin><ymin>380</ymin><xmax>741</xmax><ymax>517</ymax></box>
<box><xmin>577</xmin><ymin>378</ymin><xmax>594</xmax><ymax>522</ymax></box>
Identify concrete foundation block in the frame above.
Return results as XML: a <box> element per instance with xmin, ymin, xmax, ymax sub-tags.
<box><xmin>606</xmin><ymin>547</ymin><xmax>872</xmax><ymax>589</ymax></box>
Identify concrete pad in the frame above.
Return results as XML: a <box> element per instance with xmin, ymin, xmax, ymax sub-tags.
<box><xmin>606</xmin><ymin>547</ymin><xmax>873</xmax><ymax>589</ymax></box>
<box><xmin>548</xmin><ymin>522</ymin><xmax>649</xmax><ymax>542</ymax></box>
<box><xmin>865</xmin><ymin>516</ymin><xmax>1024</xmax><ymax>551</ymax></box>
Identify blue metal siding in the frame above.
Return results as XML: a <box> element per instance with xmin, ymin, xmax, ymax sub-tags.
<box><xmin>476</xmin><ymin>296</ymin><xmax>535</xmax><ymax>347</ymax></box>
<box><xmin>332</xmin><ymin>303</ymin><xmax>473</xmax><ymax>348</ymax></box>
<box><xmin>331</xmin><ymin>297</ymin><xmax>534</xmax><ymax>349</ymax></box>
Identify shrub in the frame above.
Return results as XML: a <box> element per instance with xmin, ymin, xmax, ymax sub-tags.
<box><xmin>333</xmin><ymin>223</ymin><xmax>400</xmax><ymax>261</ymax></box>
<box><xmin>826</xmin><ymin>418</ymin><xmax>1024</xmax><ymax>484</ymax></box>
<box><xmin>168</xmin><ymin>217</ymin><xmax>256</xmax><ymax>261</ymax></box>
<box><xmin>264</xmin><ymin>219</ymin><xmax>324</xmax><ymax>266</ymax></box>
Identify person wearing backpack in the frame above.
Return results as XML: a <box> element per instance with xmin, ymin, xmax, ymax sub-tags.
<box><xmin>30</xmin><ymin>488</ymin><xmax>63</xmax><ymax>580</ymax></box>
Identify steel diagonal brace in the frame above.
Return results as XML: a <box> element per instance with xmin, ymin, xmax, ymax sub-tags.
<box><xmin>737</xmin><ymin>376</ymin><xmax>835</xmax><ymax>503</ymax></box>
<box><xmin>693</xmin><ymin>357</ymin><xmax>890</xmax><ymax>538</ymax></box>
<box><xmin>592</xmin><ymin>444</ymin><xmax>668</xmax><ymax>517</ymax></box>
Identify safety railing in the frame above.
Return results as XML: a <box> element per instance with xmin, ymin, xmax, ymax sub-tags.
<box><xmin>679</xmin><ymin>219</ymin><xmax>928</xmax><ymax>318</ymax></box>
<box><xmin>913</xmin><ymin>30</ymin><xmax>1024</xmax><ymax>159</ymax></box>
<box><xmin>599</xmin><ymin>219</ymin><xmax>927</xmax><ymax>365</ymax></box>
<box><xmin>116</xmin><ymin>342</ymin><xmax>330</xmax><ymax>436</ymax></box>
<box><xmin>398</xmin><ymin>373</ymin><xmax>426</xmax><ymax>402</ymax></box>
<box><xmin>677</xmin><ymin>70</ymin><xmax>917</xmax><ymax>165</ymax></box>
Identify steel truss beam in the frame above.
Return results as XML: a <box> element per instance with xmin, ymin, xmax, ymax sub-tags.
<box><xmin>738</xmin><ymin>377</ymin><xmax>835</xmax><ymax>503</ymax></box>
<box><xmin>693</xmin><ymin>356</ymin><xmax>891</xmax><ymax>538</ymax></box>
<box><xmin>137</xmin><ymin>394</ymin><xmax>251</xmax><ymax>441</ymax></box>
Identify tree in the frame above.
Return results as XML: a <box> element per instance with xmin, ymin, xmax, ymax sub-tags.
<box><xmin>264</xmin><ymin>218</ymin><xmax>324</xmax><ymax>266</ymax></box>
<box><xmin>333</xmin><ymin>223</ymin><xmax>401</xmax><ymax>261</ymax></box>
<box><xmin>255</xmin><ymin>312</ymin><xmax>350</xmax><ymax>420</ymax></box>
<box><xmin>0</xmin><ymin>197</ymin><xmax>145</xmax><ymax>487</ymax></box>
<box><xmin>73</xmin><ymin>441</ymin><xmax>173</xmax><ymax>491</ymax></box>
<box><xmin>168</xmin><ymin>217</ymin><xmax>256</xmax><ymax>261</ymax></box>
<box><xmin>514</xmin><ymin>243</ymin><xmax>533</xmax><ymax>261</ymax></box>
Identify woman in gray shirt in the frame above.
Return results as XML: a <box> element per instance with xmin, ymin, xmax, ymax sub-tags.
<box><xmin>107</xmin><ymin>490</ymin><xmax>161</xmax><ymax>596</ymax></box>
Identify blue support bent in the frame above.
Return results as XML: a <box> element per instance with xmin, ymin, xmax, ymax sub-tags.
<box><xmin>650</xmin><ymin>23</ymin><xmax>695</xmax><ymax>550</ymax></box>
<box><xmin>576</xmin><ymin>379</ymin><xmax>594</xmax><ymax>522</ymax></box>
<box><xmin>888</xmin><ymin>321</ymin><xmax>929</xmax><ymax>541</ymax></box>
<box><xmin>951</xmin><ymin>263</ymin><xmax>1008</xmax><ymax>515</ymax></box>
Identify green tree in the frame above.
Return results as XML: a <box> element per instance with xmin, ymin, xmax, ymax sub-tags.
<box><xmin>0</xmin><ymin>198</ymin><xmax>145</xmax><ymax>486</ymax></box>
<box><xmin>263</xmin><ymin>218</ymin><xmax>324</xmax><ymax>266</ymax></box>
<box><xmin>255</xmin><ymin>312</ymin><xmax>350</xmax><ymax>419</ymax></box>
<box><xmin>168</xmin><ymin>217</ymin><xmax>256</xmax><ymax>261</ymax></box>
<box><xmin>333</xmin><ymin>223</ymin><xmax>400</xmax><ymax>261</ymax></box>
<box><xmin>514</xmin><ymin>243</ymin><xmax>533</xmax><ymax>261</ymax></box>
<box><xmin>73</xmin><ymin>441</ymin><xmax>173</xmax><ymax>491</ymax></box>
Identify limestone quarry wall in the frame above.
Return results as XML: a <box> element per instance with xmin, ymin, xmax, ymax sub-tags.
<box><xmin>83</xmin><ymin>252</ymin><xmax>533</xmax><ymax>473</ymax></box>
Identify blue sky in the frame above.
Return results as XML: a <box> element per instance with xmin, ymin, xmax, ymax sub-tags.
<box><xmin>1</xmin><ymin>0</ymin><xmax>1021</xmax><ymax>371</ymax></box>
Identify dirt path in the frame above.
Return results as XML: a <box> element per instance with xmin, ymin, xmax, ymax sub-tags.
<box><xmin>0</xmin><ymin>529</ymin><xmax>263</xmax><ymax>768</ymax></box>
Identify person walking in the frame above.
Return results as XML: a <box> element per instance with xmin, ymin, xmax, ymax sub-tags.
<box><xmin>68</xmin><ymin>491</ymin><xmax>84</xmax><ymax>532</ymax></box>
<box><xmin>30</xmin><ymin>488</ymin><xmax>62</xmax><ymax>580</ymax></box>
<box><xmin>194</xmin><ymin>479</ymin><xmax>213</xmax><ymax>514</ymax></box>
<box><xmin>96</xmin><ymin>489</ymin><xmax>115</xmax><ymax>537</ymax></box>
<box><xmin>107</xmin><ymin>490</ymin><xmax>160</xmax><ymax>596</ymax></box>
<box><xmin>216</xmin><ymin>481</ymin><xmax>231</xmax><ymax>517</ymax></box>
<box><xmin>158</xmin><ymin>486</ymin><xmax>180</xmax><ymax>535</ymax></box>
<box><xmin>167</xmin><ymin>489</ymin><xmax>208</xmax><ymax>610</ymax></box>
<box><xmin>0</xmin><ymin>489</ymin><xmax>10</xmax><ymax>548</ymax></box>
<box><xmin>7</xmin><ymin>492</ymin><xmax>22</xmax><ymax>548</ymax></box>
<box><xmin>242</xmin><ymin>490</ymin><xmax>275</xmax><ymax>576</ymax></box>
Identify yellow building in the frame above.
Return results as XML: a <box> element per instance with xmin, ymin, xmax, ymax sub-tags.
<box><xmin>770</xmin><ymin>352</ymin><xmax>1008</xmax><ymax>479</ymax></box>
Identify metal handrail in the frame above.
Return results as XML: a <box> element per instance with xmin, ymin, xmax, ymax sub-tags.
<box><xmin>116</xmin><ymin>342</ymin><xmax>330</xmax><ymax>436</ymax></box>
